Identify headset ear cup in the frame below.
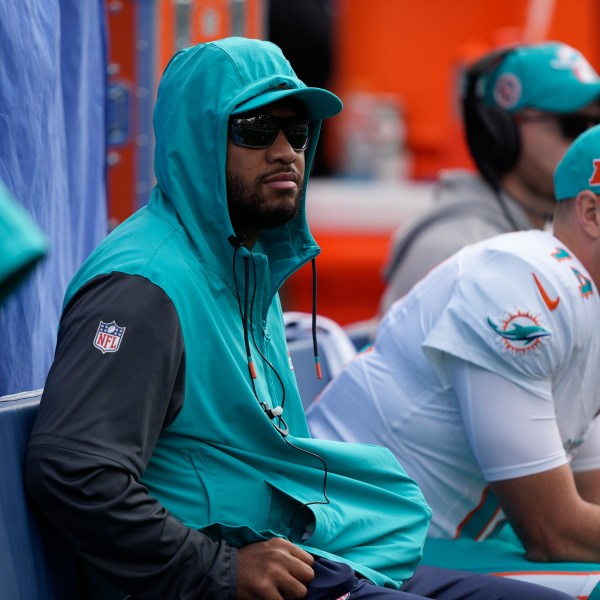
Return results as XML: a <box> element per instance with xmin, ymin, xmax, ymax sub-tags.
<box><xmin>464</xmin><ymin>102</ymin><xmax>520</xmax><ymax>181</ymax></box>
<box><xmin>462</xmin><ymin>47</ymin><xmax>521</xmax><ymax>185</ymax></box>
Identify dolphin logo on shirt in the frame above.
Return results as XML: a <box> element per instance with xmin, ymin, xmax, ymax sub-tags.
<box><xmin>487</xmin><ymin>316</ymin><xmax>551</xmax><ymax>346</ymax></box>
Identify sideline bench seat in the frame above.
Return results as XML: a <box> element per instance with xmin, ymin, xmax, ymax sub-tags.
<box><xmin>0</xmin><ymin>389</ymin><xmax>84</xmax><ymax>600</ymax></box>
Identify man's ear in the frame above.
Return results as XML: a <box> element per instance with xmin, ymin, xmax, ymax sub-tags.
<box><xmin>575</xmin><ymin>190</ymin><xmax>600</xmax><ymax>239</ymax></box>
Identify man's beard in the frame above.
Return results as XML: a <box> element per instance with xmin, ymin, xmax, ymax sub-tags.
<box><xmin>226</xmin><ymin>171</ymin><xmax>303</xmax><ymax>231</ymax></box>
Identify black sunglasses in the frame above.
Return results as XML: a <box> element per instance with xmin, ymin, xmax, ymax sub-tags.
<box><xmin>516</xmin><ymin>113</ymin><xmax>600</xmax><ymax>140</ymax></box>
<box><xmin>229</xmin><ymin>114</ymin><xmax>311</xmax><ymax>151</ymax></box>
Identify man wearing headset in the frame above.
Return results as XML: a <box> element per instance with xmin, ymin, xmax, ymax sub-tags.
<box><xmin>379</xmin><ymin>41</ymin><xmax>600</xmax><ymax>315</ymax></box>
<box><xmin>308</xmin><ymin>123</ymin><xmax>600</xmax><ymax>598</ymax></box>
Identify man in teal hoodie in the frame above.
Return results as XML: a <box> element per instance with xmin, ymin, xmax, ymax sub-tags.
<box><xmin>25</xmin><ymin>38</ymin><xmax>569</xmax><ymax>600</ymax></box>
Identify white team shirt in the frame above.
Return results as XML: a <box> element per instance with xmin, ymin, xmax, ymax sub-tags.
<box><xmin>307</xmin><ymin>230</ymin><xmax>600</xmax><ymax>539</ymax></box>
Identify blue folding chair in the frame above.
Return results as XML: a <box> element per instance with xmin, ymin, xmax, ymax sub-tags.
<box><xmin>0</xmin><ymin>389</ymin><xmax>85</xmax><ymax>600</ymax></box>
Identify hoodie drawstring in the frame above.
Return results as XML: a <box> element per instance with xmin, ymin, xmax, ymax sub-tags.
<box><xmin>230</xmin><ymin>236</ymin><xmax>257</xmax><ymax>383</ymax></box>
<box><xmin>243</xmin><ymin>256</ymin><xmax>257</xmax><ymax>380</ymax></box>
<box><xmin>311</xmin><ymin>258</ymin><xmax>322</xmax><ymax>380</ymax></box>
<box><xmin>231</xmin><ymin>237</ymin><xmax>321</xmax><ymax>392</ymax></box>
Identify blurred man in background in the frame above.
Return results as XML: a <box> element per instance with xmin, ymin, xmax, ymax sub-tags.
<box><xmin>380</xmin><ymin>41</ymin><xmax>600</xmax><ymax>314</ymax></box>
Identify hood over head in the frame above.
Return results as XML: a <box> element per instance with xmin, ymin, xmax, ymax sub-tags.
<box><xmin>152</xmin><ymin>37</ymin><xmax>342</xmax><ymax>294</ymax></box>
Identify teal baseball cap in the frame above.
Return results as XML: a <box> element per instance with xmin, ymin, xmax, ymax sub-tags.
<box><xmin>232</xmin><ymin>84</ymin><xmax>343</xmax><ymax>121</ymax></box>
<box><xmin>484</xmin><ymin>42</ymin><xmax>600</xmax><ymax>113</ymax></box>
<box><xmin>554</xmin><ymin>124</ymin><xmax>600</xmax><ymax>200</ymax></box>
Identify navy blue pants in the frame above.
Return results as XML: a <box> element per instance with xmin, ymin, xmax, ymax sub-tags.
<box><xmin>106</xmin><ymin>557</ymin><xmax>574</xmax><ymax>599</ymax></box>
<box><xmin>306</xmin><ymin>558</ymin><xmax>573</xmax><ymax>600</ymax></box>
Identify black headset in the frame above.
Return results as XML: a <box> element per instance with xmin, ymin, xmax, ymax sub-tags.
<box><xmin>462</xmin><ymin>45</ymin><xmax>522</xmax><ymax>189</ymax></box>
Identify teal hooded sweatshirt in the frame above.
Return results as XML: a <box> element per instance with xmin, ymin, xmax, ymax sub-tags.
<box><xmin>63</xmin><ymin>37</ymin><xmax>431</xmax><ymax>588</ymax></box>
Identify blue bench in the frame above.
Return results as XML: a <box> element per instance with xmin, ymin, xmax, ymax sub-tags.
<box><xmin>0</xmin><ymin>389</ymin><xmax>85</xmax><ymax>599</ymax></box>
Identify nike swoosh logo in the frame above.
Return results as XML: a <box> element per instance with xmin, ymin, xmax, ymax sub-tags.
<box><xmin>532</xmin><ymin>272</ymin><xmax>560</xmax><ymax>311</ymax></box>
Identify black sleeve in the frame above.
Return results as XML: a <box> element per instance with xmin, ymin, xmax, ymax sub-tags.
<box><xmin>25</xmin><ymin>272</ymin><xmax>237</xmax><ymax>599</ymax></box>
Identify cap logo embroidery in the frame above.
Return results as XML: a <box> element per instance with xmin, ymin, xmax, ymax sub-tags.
<box><xmin>551</xmin><ymin>45</ymin><xmax>598</xmax><ymax>82</ymax></box>
<box><xmin>589</xmin><ymin>159</ymin><xmax>600</xmax><ymax>186</ymax></box>
<box><xmin>487</xmin><ymin>311</ymin><xmax>551</xmax><ymax>354</ymax></box>
<box><xmin>493</xmin><ymin>73</ymin><xmax>521</xmax><ymax>109</ymax></box>
<box><xmin>94</xmin><ymin>320</ymin><xmax>126</xmax><ymax>354</ymax></box>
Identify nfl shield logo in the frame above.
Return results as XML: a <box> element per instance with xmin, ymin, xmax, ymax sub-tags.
<box><xmin>94</xmin><ymin>320</ymin><xmax>126</xmax><ymax>354</ymax></box>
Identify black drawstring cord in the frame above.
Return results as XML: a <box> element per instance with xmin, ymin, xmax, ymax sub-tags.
<box><xmin>243</xmin><ymin>256</ymin><xmax>257</xmax><ymax>380</ymax></box>
<box><xmin>286</xmin><ymin>257</ymin><xmax>331</xmax><ymax>533</ymax></box>
<box><xmin>229</xmin><ymin>235</ymin><xmax>257</xmax><ymax>383</ymax></box>
<box><xmin>247</xmin><ymin>254</ymin><xmax>288</xmax><ymax>421</ymax></box>
<box><xmin>229</xmin><ymin>234</ymin><xmax>246</xmax><ymax>324</ymax></box>
<box><xmin>231</xmin><ymin>243</ymin><xmax>244</xmax><ymax>322</ymax></box>
<box><xmin>286</xmin><ymin>436</ymin><xmax>331</xmax><ymax>533</ymax></box>
<box><xmin>311</xmin><ymin>258</ymin><xmax>322</xmax><ymax>380</ymax></box>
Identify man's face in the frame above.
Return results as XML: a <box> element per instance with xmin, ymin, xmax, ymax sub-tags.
<box><xmin>514</xmin><ymin>101</ymin><xmax>600</xmax><ymax>201</ymax></box>
<box><xmin>226</xmin><ymin>99</ymin><xmax>307</xmax><ymax>235</ymax></box>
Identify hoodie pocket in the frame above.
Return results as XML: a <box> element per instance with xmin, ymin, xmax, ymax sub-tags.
<box><xmin>188</xmin><ymin>448</ymin><xmax>310</xmax><ymax>540</ymax></box>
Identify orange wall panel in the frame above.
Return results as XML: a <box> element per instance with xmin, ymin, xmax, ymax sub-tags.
<box><xmin>106</xmin><ymin>0</ymin><xmax>139</xmax><ymax>225</ymax></box>
<box><xmin>332</xmin><ymin>0</ymin><xmax>600</xmax><ymax>180</ymax></box>
<box><xmin>281</xmin><ymin>232</ymin><xmax>390</xmax><ymax>325</ymax></box>
<box><xmin>106</xmin><ymin>0</ymin><xmax>266</xmax><ymax>226</ymax></box>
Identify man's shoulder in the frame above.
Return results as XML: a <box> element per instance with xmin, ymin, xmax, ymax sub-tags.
<box><xmin>460</xmin><ymin>230</ymin><xmax>591</xmax><ymax>306</ymax></box>
<box><xmin>479</xmin><ymin>230</ymin><xmax>563</xmax><ymax>265</ymax></box>
<box><xmin>437</xmin><ymin>168</ymin><xmax>490</xmax><ymax>193</ymax></box>
<box><xmin>436</xmin><ymin>169</ymin><xmax>497</xmax><ymax>205</ymax></box>
<box><xmin>405</xmin><ymin>170</ymin><xmax>508</xmax><ymax>234</ymax></box>
<box><xmin>388</xmin><ymin>173</ymin><xmax>509</xmax><ymax>268</ymax></box>
<box><xmin>68</xmin><ymin>207</ymin><xmax>198</xmax><ymax>297</ymax></box>
<box><xmin>480</xmin><ymin>230</ymin><xmax>596</xmax><ymax>299</ymax></box>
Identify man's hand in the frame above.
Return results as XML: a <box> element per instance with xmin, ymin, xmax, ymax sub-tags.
<box><xmin>237</xmin><ymin>537</ymin><xmax>315</xmax><ymax>600</ymax></box>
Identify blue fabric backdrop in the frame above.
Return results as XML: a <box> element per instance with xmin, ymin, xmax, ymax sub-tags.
<box><xmin>0</xmin><ymin>0</ymin><xmax>108</xmax><ymax>395</ymax></box>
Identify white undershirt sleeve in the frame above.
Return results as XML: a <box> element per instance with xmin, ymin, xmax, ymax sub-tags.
<box><xmin>571</xmin><ymin>417</ymin><xmax>600</xmax><ymax>473</ymax></box>
<box><xmin>447</xmin><ymin>354</ymin><xmax>568</xmax><ymax>481</ymax></box>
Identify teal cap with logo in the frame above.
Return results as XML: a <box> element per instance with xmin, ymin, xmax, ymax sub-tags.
<box><xmin>484</xmin><ymin>42</ymin><xmax>600</xmax><ymax>113</ymax></box>
<box><xmin>232</xmin><ymin>85</ymin><xmax>342</xmax><ymax>121</ymax></box>
<box><xmin>554</xmin><ymin>124</ymin><xmax>600</xmax><ymax>200</ymax></box>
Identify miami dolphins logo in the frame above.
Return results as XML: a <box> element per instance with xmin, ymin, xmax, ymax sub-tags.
<box><xmin>487</xmin><ymin>311</ymin><xmax>551</xmax><ymax>353</ymax></box>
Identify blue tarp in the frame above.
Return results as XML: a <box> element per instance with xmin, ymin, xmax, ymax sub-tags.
<box><xmin>0</xmin><ymin>0</ymin><xmax>108</xmax><ymax>395</ymax></box>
